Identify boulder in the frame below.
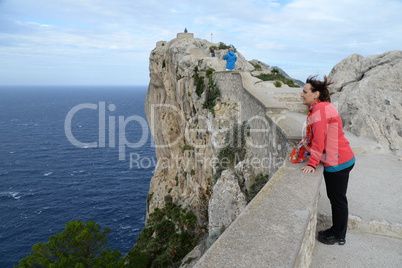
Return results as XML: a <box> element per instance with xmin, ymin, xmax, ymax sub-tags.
<box><xmin>329</xmin><ymin>50</ymin><xmax>402</xmax><ymax>152</ymax></box>
<box><xmin>207</xmin><ymin>169</ymin><xmax>247</xmax><ymax>243</ymax></box>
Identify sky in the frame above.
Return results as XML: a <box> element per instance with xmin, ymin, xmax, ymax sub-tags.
<box><xmin>1</xmin><ymin>0</ymin><xmax>401</xmax><ymax>86</ymax></box>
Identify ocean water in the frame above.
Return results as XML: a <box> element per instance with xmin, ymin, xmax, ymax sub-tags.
<box><xmin>0</xmin><ymin>86</ymin><xmax>155</xmax><ymax>267</ymax></box>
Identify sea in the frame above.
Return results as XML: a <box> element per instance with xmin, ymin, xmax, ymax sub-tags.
<box><xmin>0</xmin><ymin>86</ymin><xmax>155</xmax><ymax>267</ymax></box>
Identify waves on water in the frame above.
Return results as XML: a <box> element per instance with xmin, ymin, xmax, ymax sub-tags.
<box><xmin>0</xmin><ymin>86</ymin><xmax>154</xmax><ymax>267</ymax></box>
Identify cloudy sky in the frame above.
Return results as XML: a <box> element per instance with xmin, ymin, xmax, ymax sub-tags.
<box><xmin>1</xmin><ymin>0</ymin><xmax>401</xmax><ymax>86</ymax></box>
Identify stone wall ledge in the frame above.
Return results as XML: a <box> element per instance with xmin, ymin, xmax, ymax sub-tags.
<box><xmin>213</xmin><ymin>71</ymin><xmax>306</xmax><ymax>142</ymax></box>
<box><xmin>194</xmin><ymin>161</ymin><xmax>323</xmax><ymax>268</ymax></box>
<box><xmin>177</xmin><ymin>32</ymin><xmax>194</xmax><ymax>39</ymax></box>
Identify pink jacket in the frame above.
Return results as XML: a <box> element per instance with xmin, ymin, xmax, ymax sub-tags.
<box><xmin>307</xmin><ymin>102</ymin><xmax>355</xmax><ymax>171</ymax></box>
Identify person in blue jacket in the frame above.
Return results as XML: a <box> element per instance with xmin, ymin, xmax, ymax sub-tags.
<box><xmin>222</xmin><ymin>48</ymin><xmax>237</xmax><ymax>70</ymax></box>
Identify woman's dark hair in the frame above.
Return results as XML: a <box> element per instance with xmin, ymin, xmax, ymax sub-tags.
<box><xmin>306</xmin><ymin>75</ymin><xmax>333</xmax><ymax>102</ymax></box>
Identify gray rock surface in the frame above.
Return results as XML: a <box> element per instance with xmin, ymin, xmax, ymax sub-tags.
<box><xmin>208</xmin><ymin>169</ymin><xmax>247</xmax><ymax>242</ymax></box>
<box><xmin>329</xmin><ymin>50</ymin><xmax>402</xmax><ymax>152</ymax></box>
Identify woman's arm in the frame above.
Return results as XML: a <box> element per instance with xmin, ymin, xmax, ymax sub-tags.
<box><xmin>307</xmin><ymin>105</ymin><xmax>328</xmax><ymax>168</ymax></box>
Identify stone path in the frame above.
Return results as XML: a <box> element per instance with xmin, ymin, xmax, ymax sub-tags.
<box><xmin>313</xmin><ymin>152</ymin><xmax>402</xmax><ymax>268</ymax></box>
<box><xmin>312</xmin><ymin>229</ymin><xmax>401</xmax><ymax>268</ymax></box>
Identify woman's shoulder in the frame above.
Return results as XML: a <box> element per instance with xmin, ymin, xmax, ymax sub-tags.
<box><xmin>313</xmin><ymin>102</ymin><xmax>340</xmax><ymax>117</ymax></box>
<box><xmin>313</xmin><ymin>101</ymin><xmax>333</xmax><ymax>110</ymax></box>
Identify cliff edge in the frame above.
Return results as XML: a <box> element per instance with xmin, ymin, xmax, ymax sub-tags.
<box><xmin>144</xmin><ymin>34</ymin><xmax>261</xmax><ymax>223</ymax></box>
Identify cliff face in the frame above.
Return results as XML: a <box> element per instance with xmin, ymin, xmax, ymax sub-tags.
<box><xmin>144</xmin><ymin>34</ymin><xmax>255</xmax><ymax>228</ymax></box>
<box><xmin>329</xmin><ymin>50</ymin><xmax>402</xmax><ymax>152</ymax></box>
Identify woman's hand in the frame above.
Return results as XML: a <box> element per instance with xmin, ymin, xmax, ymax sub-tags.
<box><xmin>302</xmin><ymin>165</ymin><xmax>315</xmax><ymax>173</ymax></box>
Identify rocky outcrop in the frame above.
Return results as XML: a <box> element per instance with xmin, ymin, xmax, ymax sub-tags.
<box><xmin>145</xmin><ymin>34</ymin><xmax>255</xmax><ymax>228</ymax></box>
<box><xmin>329</xmin><ymin>50</ymin><xmax>402</xmax><ymax>152</ymax></box>
<box><xmin>207</xmin><ymin>170</ymin><xmax>247</xmax><ymax>243</ymax></box>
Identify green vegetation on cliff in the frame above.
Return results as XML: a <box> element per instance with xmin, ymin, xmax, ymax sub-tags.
<box><xmin>126</xmin><ymin>202</ymin><xmax>199</xmax><ymax>268</ymax></box>
<box><xmin>249</xmin><ymin>173</ymin><xmax>270</xmax><ymax>200</ymax></box>
<box><xmin>209</xmin><ymin>42</ymin><xmax>236</xmax><ymax>52</ymax></box>
<box><xmin>254</xmin><ymin>68</ymin><xmax>300</xmax><ymax>88</ymax></box>
<box><xmin>274</xmin><ymin>80</ymin><xmax>282</xmax><ymax>87</ymax></box>
<box><xmin>215</xmin><ymin>121</ymin><xmax>250</xmax><ymax>181</ymax></box>
<box><xmin>194</xmin><ymin>66</ymin><xmax>222</xmax><ymax>114</ymax></box>
<box><xmin>193</xmin><ymin>66</ymin><xmax>205</xmax><ymax>97</ymax></box>
<box><xmin>249</xmin><ymin>61</ymin><xmax>262</xmax><ymax>71</ymax></box>
<box><xmin>202</xmin><ymin>68</ymin><xmax>221</xmax><ymax>114</ymax></box>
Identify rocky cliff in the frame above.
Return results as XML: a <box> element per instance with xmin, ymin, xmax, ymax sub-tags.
<box><xmin>144</xmin><ymin>33</ymin><xmax>292</xmax><ymax>246</ymax></box>
<box><xmin>329</xmin><ymin>50</ymin><xmax>402</xmax><ymax>153</ymax></box>
<box><xmin>145</xmin><ymin>34</ymin><xmax>255</xmax><ymax>230</ymax></box>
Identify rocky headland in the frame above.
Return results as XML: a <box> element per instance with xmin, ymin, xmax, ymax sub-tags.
<box><xmin>129</xmin><ymin>32</ymin><xmax>401</xmax><ymax>266</ymax></box>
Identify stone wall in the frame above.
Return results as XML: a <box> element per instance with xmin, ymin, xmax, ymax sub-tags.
<box><xmin>213</xmin><ymin>71</ymin><xmax>292</xmax><ymax>175</ymax></box>
<box><xmin>195</xmin><ymin>161</ymin><xmax>323</xmax><ymax>268</ymax></box>
<box><xmin>177</xmin><ymin>33</ymin><xmax>194</xmax><ymax>39</ymax></box>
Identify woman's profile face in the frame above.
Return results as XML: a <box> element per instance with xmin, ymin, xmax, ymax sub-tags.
<box><xmin>301</xmin><ymin>83</ymin><xmax>319</xmax><ymax>106</ymax></box>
